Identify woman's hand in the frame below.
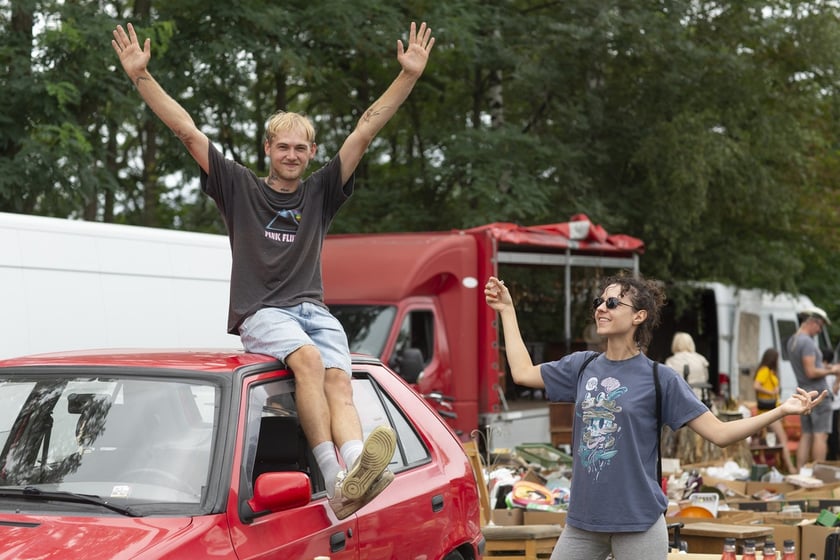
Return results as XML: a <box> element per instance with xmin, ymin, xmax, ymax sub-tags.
<box><xmin>484</xmin><ymin>276</ymin><xmax>512</xmax><ymax>312</ymax></box>
<box><xmin>780</xmin><ymin>387</ymin><xmax>828</xmax><ymax>416</ymax></box>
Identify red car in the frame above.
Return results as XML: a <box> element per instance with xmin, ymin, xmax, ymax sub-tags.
<box><xmin>0</xmin><ymin>349</ymin><xmax>483</xmax><ymax>559</ymax></box>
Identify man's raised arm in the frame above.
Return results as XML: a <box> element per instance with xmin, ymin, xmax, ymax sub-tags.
<box><xmin>112</xmin><ymin>23</ymin><xmax>210</xmax><ymax>173</ymax></box>
<box><xmin>338</xmin><ymin>22</ymin><xmax>435</xmax><ymax>184</ymax></box>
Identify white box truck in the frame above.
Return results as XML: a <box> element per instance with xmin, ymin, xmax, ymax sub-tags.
<box><xmin>0</xmin><ymin>212</ymin><xmax>239</xmax><ymax>359</ymax></box>
<box><xmin>648</xmin><ymin>282</ymin><xmax>834</xmax><ymax>403</ymax></box>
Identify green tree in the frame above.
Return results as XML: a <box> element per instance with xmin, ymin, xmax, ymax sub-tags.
<box><xmin>3</xmin><ymin>0</ymin><xmax>840</xmax><ymax>319</ymax></box>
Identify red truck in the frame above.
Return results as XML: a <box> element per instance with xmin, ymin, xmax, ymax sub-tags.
<box><xmin>323</xmin><ymin>215</ymin><xmax>645</xmax><ymax>450</ymax></box>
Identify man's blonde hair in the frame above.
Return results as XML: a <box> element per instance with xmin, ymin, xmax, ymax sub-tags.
<box><xmin>264</xmin><ymin>110</ymin><xmax>316</xmax><ymax>144</ymax></box>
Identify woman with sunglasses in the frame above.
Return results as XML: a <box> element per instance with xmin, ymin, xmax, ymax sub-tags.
<box><xmin>484</xmin><ymin>272</ymin><xmax>826</xmax><ymax>560</ymax></box>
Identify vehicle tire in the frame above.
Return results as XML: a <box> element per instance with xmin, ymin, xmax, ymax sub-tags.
<box><xmin>443</xmin><ymin>551</ymin><xmax>465</xmax><ymax>560</ymax></box>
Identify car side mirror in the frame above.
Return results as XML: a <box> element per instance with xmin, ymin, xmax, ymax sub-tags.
<box><xmin>242</xmin><ymin>472</ymin><xmax>311</xmax><ymax>523</ymax></box>
<box><xmin>392</xmin><ymin>348</ymin><xmax>424</xmax><ymax>384</ymax></box>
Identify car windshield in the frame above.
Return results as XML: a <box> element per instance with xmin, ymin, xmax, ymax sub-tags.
<box><xmin>330</xmin><ymin>304</ymin><xmax>396</xmax><ymax>357</ymax></box>
<box><xmin>0</xmin><ymin>374</ymin><xmax>218</xmax><ymax>510</ymax></box>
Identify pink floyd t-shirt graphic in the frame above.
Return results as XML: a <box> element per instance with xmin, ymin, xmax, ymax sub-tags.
<box><xmin>265</xmin><ymin>208</ymin><xmax>302</xmax><ymax>243</ymax></box>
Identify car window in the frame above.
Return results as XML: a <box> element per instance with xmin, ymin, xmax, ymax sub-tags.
<box><xmin>351</xmin><ymin>377</ymin><xmax>430</xmax><ymax>468</ymax></box>
<box><xmin>241</xmin><ymin>378</ymin><xmax>323</xmax><ymax>496</ymax></box>
<box><xmin>241</xmin><ymin>372</ymin><xmax>430</xmax><ymax>502</ymax></box>
<box><xmin>0</xmin><ymin>375</ymin><xmax>218</xmax><ymax>509</ymax></box>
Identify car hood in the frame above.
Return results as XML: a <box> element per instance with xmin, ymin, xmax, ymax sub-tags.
<box><xmin>0</xmin><ymin>514</ymin><xmax>232</xmax><ymax>559</ymax></box>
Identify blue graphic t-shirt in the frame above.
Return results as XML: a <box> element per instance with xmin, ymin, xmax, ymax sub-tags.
<box><xmin>541</xmin><ymin>351</ymin><xmax>708</xmax><ymax>532</ymax></box>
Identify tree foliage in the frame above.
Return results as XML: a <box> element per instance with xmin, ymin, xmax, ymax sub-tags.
<box><xmin>3</xmin><ymin>0</ymin><xmax>840</xmax><ymax>321</ymax></box>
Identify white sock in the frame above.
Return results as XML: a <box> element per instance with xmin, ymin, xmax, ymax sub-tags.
<box><xmin>313</xmin><ymin>441</ymin><xmax>341</xmax><ymax>498</ymax></box>
<box><xmin>340</xmin><ymin>440</ymin><xmax>364</xmax><ymax>470</ymax></box>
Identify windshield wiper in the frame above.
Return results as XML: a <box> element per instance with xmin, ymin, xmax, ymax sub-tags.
<box><xmin>0</xmin><ymin>486</ymin><xmax>144</xmax><ymax>517</ymax></box>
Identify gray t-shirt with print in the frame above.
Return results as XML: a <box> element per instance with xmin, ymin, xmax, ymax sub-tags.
<box><xmin>200</xmin><ymin>142</ymin><xmax>353</xmax><ymax>333</ymax></box>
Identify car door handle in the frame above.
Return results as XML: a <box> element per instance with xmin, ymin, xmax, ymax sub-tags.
<box><xmin>330</xmin><ymin>530</ymin><xmax>347</xmax><ymax>552</ymax></box>
<box><xmin>431</xmin><ymin>494</ymin><xmax>444</xmax><ymax>512</ymax></box>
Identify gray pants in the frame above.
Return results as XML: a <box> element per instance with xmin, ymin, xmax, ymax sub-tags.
<box><xmin>550</xmin><ymin>515</ymin><xmax>668</xmax><ymax>560</ymax></box>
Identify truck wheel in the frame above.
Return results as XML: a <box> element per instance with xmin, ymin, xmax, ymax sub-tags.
<box><xmin>443</xmin><ymin>551</ymin><xmax>465</xmax><ymax>560</ymax></box>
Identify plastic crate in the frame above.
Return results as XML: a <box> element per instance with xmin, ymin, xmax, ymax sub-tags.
<box><xmin>688</xmin><ymin>492</ymin><xmax>720</xmax><ymax>517</ymax></box>
<box><xmin>515</xmin><ymin>443</ymin><xmax>573</xmax><ymax>468</ymax></box>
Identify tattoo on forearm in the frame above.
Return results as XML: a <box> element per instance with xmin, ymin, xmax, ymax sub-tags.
<box><xmin>134</xmin><ymin>76</ymin><xmax>150</xmax><ymax>88</ymax></box>
<box><xmin>363</xmin><ymin>106</ymin><xmax>388</xmax><ymax>122</ymax></box>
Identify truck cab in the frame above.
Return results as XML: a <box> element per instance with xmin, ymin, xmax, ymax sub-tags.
<box><xmin>323</xmin><ymin>218</ymin><xmax>645</xmax><ymax>449</ymax></box>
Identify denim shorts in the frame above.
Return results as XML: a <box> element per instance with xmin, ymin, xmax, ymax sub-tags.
<box><xmin>239</xmin><ymin>303</ymin><xmax>352</xmax><ymax>376</ymax></box>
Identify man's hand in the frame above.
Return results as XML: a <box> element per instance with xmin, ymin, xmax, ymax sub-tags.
<box><xmin>397</xmin><ymin>22</ymin><xmax>435</xmax><ymax>78</ymax></box>
<box><xmin>112</xmin><ymin>23</ymin><xmax>151</xmax><ymax>83</ymax></box>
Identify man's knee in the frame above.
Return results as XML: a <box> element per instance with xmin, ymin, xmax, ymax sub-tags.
<box><xmin>286</xmin><ymin>345</ymin><xmax>325</xmax><ymax>376</ymax></box>
<box><xmin>325</xmin><ymin>368</ymin><xmax>353</xmax><ymax>397</ymax></box>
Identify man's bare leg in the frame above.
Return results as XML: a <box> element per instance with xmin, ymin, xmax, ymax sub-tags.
<box><xmin>285</xmin><ymin>345</ymin><xmax>341</xmax><ymax>493</ymax></box>
<box><xmin>798</xmin><ymin>432</ymin><xmax>813</xmax><ymax>468</ymax></box>
<box><xmin>325</xmin><ymin>367</ymin><xmax>396</xmax><ymax>503</ymax></box>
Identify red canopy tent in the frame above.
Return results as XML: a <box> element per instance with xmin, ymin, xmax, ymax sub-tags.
<box><xmin>463</xmin><ymin>214</ymin><xmax>645</xmax><ymax>349</ymax></box>
<box><xmin>463</xmin><ymin>213</ymin><xmax>645</xmax><ymax>254</ymax></box>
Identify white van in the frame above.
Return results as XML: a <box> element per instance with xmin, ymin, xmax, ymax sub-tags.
<box><xmin>648</xmin><ymin>282</ymin><xmax>833</xmax><ymax>402</ymax></box>
<box><xmin>0</xmin><ymin>212</ymin><xmax>239</xmax><ymax>359</ymax></box>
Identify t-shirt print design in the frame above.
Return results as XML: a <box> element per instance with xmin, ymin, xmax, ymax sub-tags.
<box><xmin>579</xmin><ymin>375</ymin><xmax>627</xmax><ymax>479</ymax></box>
<box><xmin>264</xmin><ymin>208</ymin><xmax>302</xmax><ymax>242</ymax></box>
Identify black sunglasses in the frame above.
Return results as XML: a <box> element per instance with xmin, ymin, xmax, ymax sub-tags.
<box><xmin>592</xmin><ymin>296</ymin><xmax>635</xmax><ymax>310</ymax></box>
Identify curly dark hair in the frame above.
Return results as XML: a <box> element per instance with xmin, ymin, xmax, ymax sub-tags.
<box><xmin>597</xmin><ymin>271</ymin><xmax>666</xmax><ymax>351</ymax></box>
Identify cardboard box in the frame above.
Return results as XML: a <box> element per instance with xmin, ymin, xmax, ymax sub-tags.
<box><xmin>702</xmin><ymin>476</ymin><xmax>748</xmax><ymax>499</ymax></box>
<box><xmin>523</xmin><ymin>510</ymin><xmax>566</xmax><ymax>526</ymax></box>
<box><xmin>745</xmin><ymin>481</ymin><xmax>797</xmax><ymax>496</ymax></box>
<box><xmin>788</xmin><ymin>481</ymin><xmax>840</xmax><ymax>500</ymax></box>
<box><xmin>785</xmin><ymin>482</ymin><xmax>840</xmax><ymax>512</ymax></box>
<box><xmin>754</xmin><ymin>513</ymin><xmax>817</xmax><ymax>559</ymax></box>
<box><xmin>800</xmin><ymin>522</ymin><xmax>840</xmax><ymax>560</ymax></box>
<box><xmin>491</xmin><ymin>508</ymin><xmax>523</xmax><ymax>526</ymax></box>
<box><xmin>678</xmin><ymin>521</ymin><xmax>774</xmax><ymax>554</ymax></box>
<box><xmin>814</xmin><ymin>463</ymin><xmax>840</xmax><ymax>484</ymax></box>
<box><xmin>727</xmin><ymin>498</ymin><xmax>807</xmax><ymax>513</ymax></box>
<box><xmin>672</xmin><ymin>510</ymin><xmax>814</xmax><ymax>558</ymax></box>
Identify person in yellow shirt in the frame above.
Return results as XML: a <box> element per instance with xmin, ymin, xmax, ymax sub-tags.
<box><xmin>753</xmin><ymin>348</ymin><xmax>797</xmax><ymax>473</ymax></box>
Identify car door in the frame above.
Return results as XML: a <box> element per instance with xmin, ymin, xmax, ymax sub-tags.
<box><xmin>227</xmin><ymin>375</ymin><xmax>359</xmax><ymax>560</ymax></box>
<box><xmin>348</xmin><ymin>373</ymin><xmax>457</xmax><ymax>559</ymax></box>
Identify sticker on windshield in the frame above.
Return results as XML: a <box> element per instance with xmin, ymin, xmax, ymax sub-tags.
<box><xmin>111</xmin><ymin>485</ymin><xmax>131</xmax><ymax>498</ymax></box>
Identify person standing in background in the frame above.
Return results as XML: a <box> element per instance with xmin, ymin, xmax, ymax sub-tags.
<box><xmin>825</xmin><ymin>370</ymin><xmax>840</xmax><ymax>461</ymax></box>
<box><xmin>665</xmin><ymin>332</ymin><xmax>710</xmax><ymax>402</ymax></box>
<box><xmin>826</xmin><ymin>343</ymin><xmax>840</xmax><ymax>460</ymax></box>
<box><xmin>788</xmin><ymin>308</ymin><xmax>840</xmax><ymax>467</ymax></box>
<box><xmin>753</xmin><ymin>348</ymin><xmax>797</xmax><ymax>473</ymax></box>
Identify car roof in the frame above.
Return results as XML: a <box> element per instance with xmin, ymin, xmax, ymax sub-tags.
<box><xmin>0</xmin><ymin>348</ymin><xmax>280</xmax><ymax>373</ymax></box>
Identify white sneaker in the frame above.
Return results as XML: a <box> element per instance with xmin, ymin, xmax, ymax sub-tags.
<box><xmin>339</xmin><ymin>425</ymin><xmax>396</xmax><ymax>501</ymax></box>
<box><xmin>329</xmin><ymin>469</ymin><xmax>394</xmax><ymax>520</ymax></box>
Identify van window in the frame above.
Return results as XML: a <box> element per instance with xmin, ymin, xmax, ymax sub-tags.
<box><xmin>777</xmin><ymin>319</ymin><xmax>797</xmax><ymax>361</ymax></box>
<box><xmin>737</xmin><ymin>311</ymin><xmax>760</xmax><ymax>370</ymax></box>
